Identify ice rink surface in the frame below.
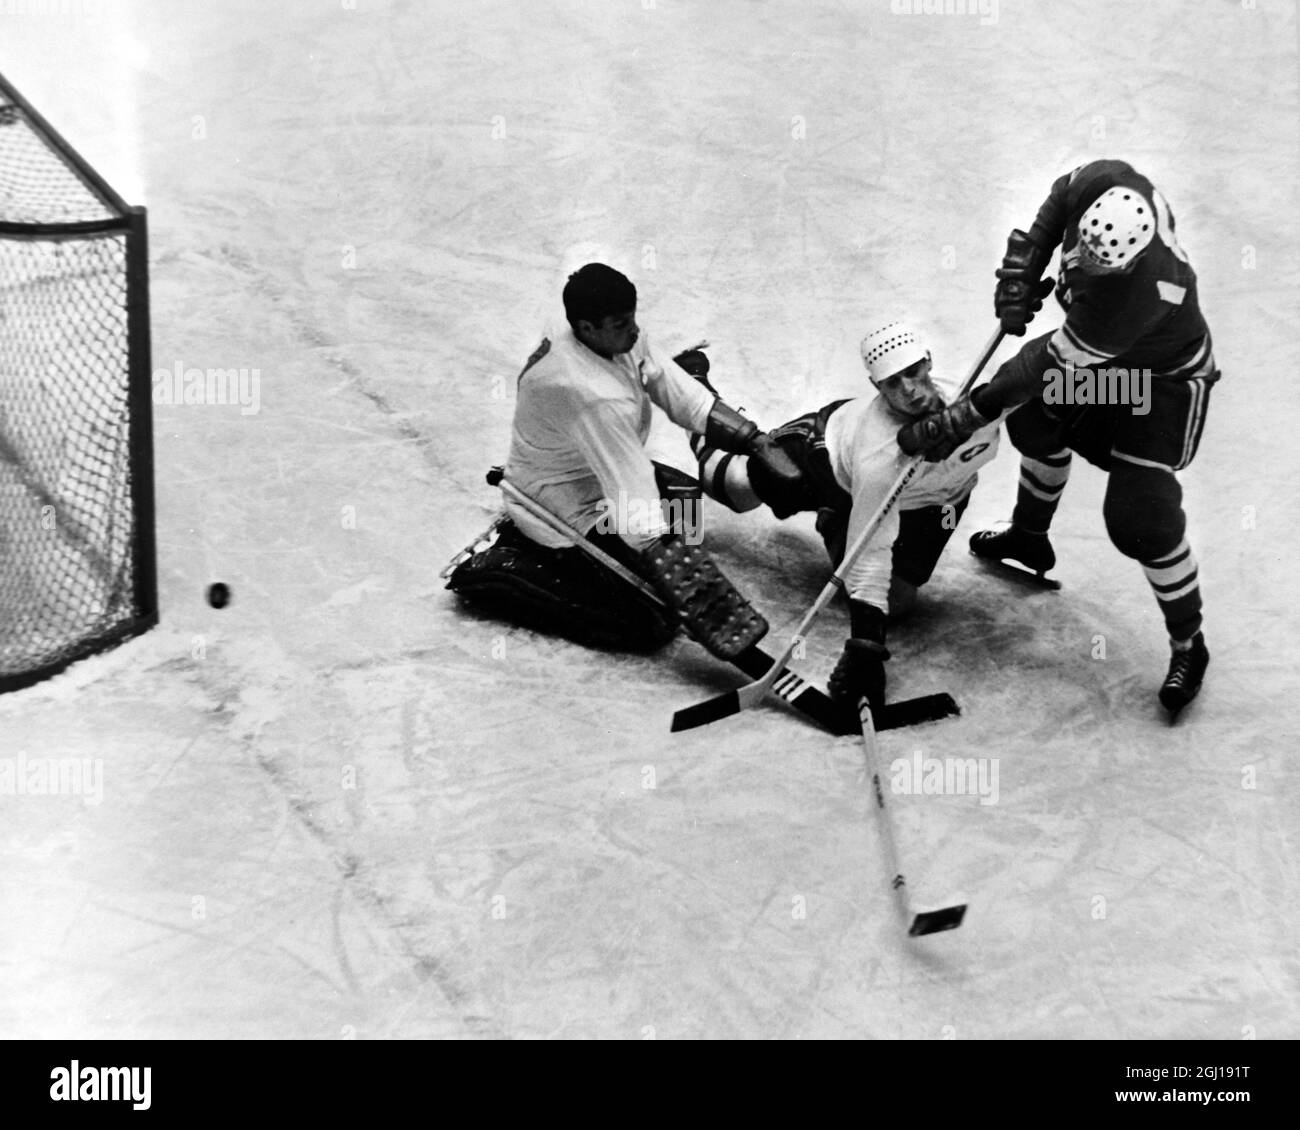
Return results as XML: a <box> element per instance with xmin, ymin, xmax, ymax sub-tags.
<box><xmin>1</xmin><ymin>0</ymin><xmax>1297</xmax><ymax>1039</ymax></box>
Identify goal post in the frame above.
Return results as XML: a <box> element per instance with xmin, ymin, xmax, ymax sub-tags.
<box><xmin>0</xmin><ymin>70</ymin><xmax>157</xmax><ymax>693</ymax></box>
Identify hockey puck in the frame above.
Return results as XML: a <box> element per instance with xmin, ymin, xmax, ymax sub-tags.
<box><xmin>207</xmin><ymin>582</ymin><xmax>231</xmax><ymax>609</ymax></box>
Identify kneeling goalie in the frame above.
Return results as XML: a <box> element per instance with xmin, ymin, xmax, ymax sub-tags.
<box><xmin>446</xmin><ymin>263</ymin><xmax>801</xmax><ymax>661</ymax></box>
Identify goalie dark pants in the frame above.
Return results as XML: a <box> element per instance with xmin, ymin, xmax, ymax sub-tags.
<box><xmin>446</xmin><ymin>518</ymin><xmax>677</xmax><ymax>651</ymax></box>
<box><xmin>447</xmin><ymin>461</ymin><xmax>707</xmax><ymax>650</ymax></box>
<box><xmin>1002</xmin><ymin>373</ymin><xmax>1216</xmax><ymax>641</ymax></box>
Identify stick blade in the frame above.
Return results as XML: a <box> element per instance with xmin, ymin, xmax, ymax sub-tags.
<box><xmin>875</xmin><ymin>693</ymin><xmax>960</xmax><ymax>732</ymax></box>
<box><xmin>781</xmin><ymin>683</ymin><xmax>854</xmax><ymax>734</ymax></box>
<box><xmin>671</xmin><ymin>689</ymin><xmax>741</xmax><ymax>732</ymax></box>
<box><xmin>732</xmin><ymin>647</ymin><xmax>851</xmax><ymax>734</ymax></box>
<box><xmin>908</xmin><ymin>903</ymin><xmax>967</xmax><ymax>937</ymax></box>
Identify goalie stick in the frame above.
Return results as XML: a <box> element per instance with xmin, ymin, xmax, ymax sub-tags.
<box><xmin>480</xmin><ymin>468</ymin><xmax>955</xmax><ymax>735</ymax></box>
<box><xmin>672</xmin><ymin>326</ymin><xmax>1006</xmax><ymax>733</ymax></box>
<box><xmin>858</xmin><ymin>695</ymin><xmax>967</xmax><ymax>937</ymax></box>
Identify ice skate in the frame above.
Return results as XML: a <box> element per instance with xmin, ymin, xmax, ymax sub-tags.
<box><xmin>969</xmin><ymin>523</ymin><xmax>1061</xmax><ymax>590</ymax></box>
<box><xmin>1159</xmin><ymin>632</ymin><xmax>1209</xmax><ymax>718</ymax></box>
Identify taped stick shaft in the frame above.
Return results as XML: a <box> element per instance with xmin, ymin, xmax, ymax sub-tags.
<box><xmin>859</xmin><ymin>696</ymin><xmax>966</xmax><ymax>937</ymax></box>
<box><xmin>859</xmin><ymin>697</ymin><xmax>912</xmax><ymax>921</ymax></box>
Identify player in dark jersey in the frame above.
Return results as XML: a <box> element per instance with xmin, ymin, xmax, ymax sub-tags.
<box><xmin>895</xmin><ymin>160</ymin><xmax>1218</xmax><ymax>718</ymax></box>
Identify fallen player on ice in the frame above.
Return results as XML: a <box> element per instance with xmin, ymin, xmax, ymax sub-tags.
<box><xmin>687</xmin><ymin>320</ymin><xmax>1002</xmax><ymax>716</ymax></box>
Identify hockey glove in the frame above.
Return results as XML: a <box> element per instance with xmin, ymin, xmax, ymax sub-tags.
<box><xmin>896</xmin><ymin>393</ymin><xmax>989</xmax><ymax>462</ymax></box>
<box><xmin>994</xmin><ymin>229</ymin><xmax>1055</xmax><ymax>336</ymax></box>
<box><xmin>671</xmin><ymin>347</ymin><xmax>719</xmax><ymax>396</ymax></box>
<box><xmin>828</xmin><ymin>601</ymin><xmax>889</xmax><ymax>714</ymax></box>
<box><xmin>705</xmin><ymin>401</ymin><xmax>802</xmax><ymax>494</ymax></box>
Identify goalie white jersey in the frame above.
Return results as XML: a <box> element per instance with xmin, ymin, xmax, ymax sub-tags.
<box><xmin>504</xmin><ymin>328</ymin><xmax>714</xmax><ymax>551</ymax></box>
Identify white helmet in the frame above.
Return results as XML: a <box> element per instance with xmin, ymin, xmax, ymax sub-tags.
<box><xmin>860</xmin><ymin>322</ymin><xmax>928</xmax><ymax>385</ymax></box>
<box><xmin>1077</xmin><ymin>186</ymin><xmax>1155</xmax><ymax>269</ymax></box>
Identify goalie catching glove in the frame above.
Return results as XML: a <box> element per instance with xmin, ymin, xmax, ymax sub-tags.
<box><xmin>995</xmin><ymin>229</ymin><xmax>1056</xmax><ymax>337</ymax></box>
<box><xmin>896</xmin><ymin>392</ymin><xmax>989</xmax><ymax>462</ymax></box>
<box><xmin>828</xmin><ymin>601</ymin><xmax>889</xmax><ymax>715</ymax></box>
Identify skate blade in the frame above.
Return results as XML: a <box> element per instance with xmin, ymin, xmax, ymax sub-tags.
<box><xmin>970</xmin><ymin>551</ymin><xmax>1061</xmax><ymax>591</ymax></box>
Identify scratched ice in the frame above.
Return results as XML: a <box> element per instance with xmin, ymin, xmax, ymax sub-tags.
<box><xmin>0</xmin><ymin>0</ymin><xmax>1296</xmax><ymax>1039</ymax></box>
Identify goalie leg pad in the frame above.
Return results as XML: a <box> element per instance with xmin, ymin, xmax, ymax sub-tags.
<box><xmin>640</xmin><ymin>534</ymin><xmax>768</xmax><ymax>661</ymax></box>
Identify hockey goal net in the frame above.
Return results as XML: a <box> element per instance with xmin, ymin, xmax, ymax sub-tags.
<box><xmin>0</xmin><ymin>71</ymin><xmax>156</xmax><ymax>693</ymax></box>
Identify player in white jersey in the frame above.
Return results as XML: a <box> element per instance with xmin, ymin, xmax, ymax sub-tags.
<box><xmin>447</xmin><ymin>263</ymin><xmax>800</xmax><ymax>659</ymax></box>
<box><xmin>688</xmin><ymin>322</ymin><xmax>1000</xmax><ymax>711</ymax></box>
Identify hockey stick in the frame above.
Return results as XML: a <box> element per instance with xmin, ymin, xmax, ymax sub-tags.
<box><xmin>484</xmin><ymin>467</ymin><xmax>847</xmax><ymax>732</ymax></box>
<box><xmin>482</xmin><ymin>468</ymin><xmax>953</xmax><ymax>733</ymax></box>
<box><xmin>672</xmin><ymin>326</ymin><xmax>1006</xmax><ymax>733</ymax></box>
<box><xmin>859</xmin><ymin>696</ymin><xmax>967</xmax><ymax>937</ymax></box>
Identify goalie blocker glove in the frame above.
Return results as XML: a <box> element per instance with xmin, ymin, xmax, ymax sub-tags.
<box><xmin>641</xmin><ymin>533</ymin><xmax>768</xmax><ymax>661</ymax></box>
<box><xmin>897</xmin><ymin>392</ymin><xmax>990</xmax><ymax>462</ymax></box>
<box><xmin>995</xmin><ymin>229</ymin><xmax>1056</xmax><ymax>337</ymax></box>
<box><xmin>828</xmin><ymin>601</ymin><xmax>890</xmax><ymax>714</ymax></box>
<box><xmin>703</xmin><ymin>400</ymin><xmax>802</xmax><ymax>495</ymax></box>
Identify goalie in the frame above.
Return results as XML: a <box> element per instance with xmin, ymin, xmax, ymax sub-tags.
<box><xmin>688</xmin><ymin>321</ymin><xmax>1001</xmax><ymax>712</ymax></box>
<box><xmin>446</xmin><ymin>263</ymin><xmax>800</xmax><ymax>660</ymax></box>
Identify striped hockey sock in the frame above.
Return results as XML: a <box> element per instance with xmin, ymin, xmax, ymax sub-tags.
<box><xmin>689</xmin><ymin>433</ymin><xmax>762</xmax><ymax>512</ymax></box>
<box><xmin>1141</xmin><ymin>537</ymin><xmax>1202</xmax><ymax>642</ymax></box>
<box><xmin>1011</xmin><ymin>450</ymin><xmax>1072</xmax><ymax>533</ymax></box>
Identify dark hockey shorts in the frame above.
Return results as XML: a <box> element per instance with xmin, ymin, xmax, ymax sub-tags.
<box><xmin>816</xmin><ymin>494</ymin><xmax>971</xmax><ymax>588</ymax></box>
<box><xmin>893</xmin><ymin>495</ymin><xmax>971</xmax><ymax>586</ymax></box>
<box><xmin>446</xmin><ymin>520</ymin><xmax>675</xmax><ymax>652</ymax></box>
<box><xmin>747</xmin><ymin>401</ymin><xmax>854</xmax><ymax>518</ymax></box>
<box><xmin>1006</xmin><ymin>371</ymin><xmax>1218</xmax><ymax>473</ymax></box>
